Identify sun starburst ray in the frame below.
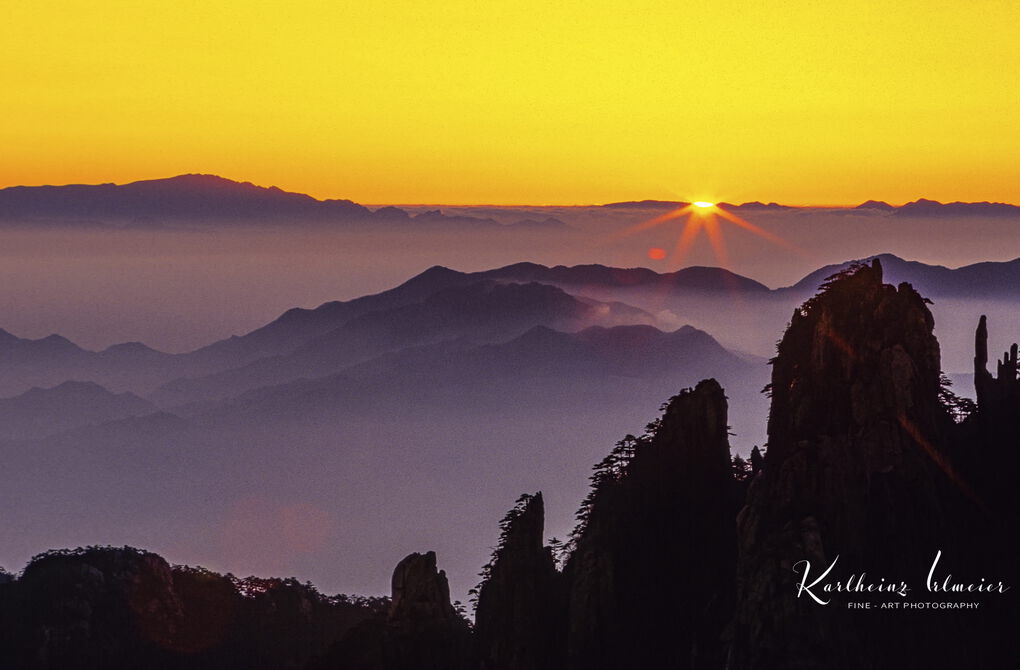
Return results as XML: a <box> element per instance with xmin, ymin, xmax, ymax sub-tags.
<box><xmin>702</xmin><ymin>217</ymin><xmax>730</xmax><ymax>267</ymax></box>
<box><xmin>671</xmin><ymin>214</ymin><xmax>703</xmax><ymax>262</ymax></box>
<box><xmin>714</xmin><ymin>207</ymin><xmax>803</xmax><ymax>253</ymax></box>
<box><xmin>605</xmin><ymin>205</ymin><xmax>692</xmax><ymax>241</ymax></box>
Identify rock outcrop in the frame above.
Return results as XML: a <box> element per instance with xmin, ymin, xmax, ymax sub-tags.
<box><xmin>951</xmin><ymin>316</ymin><xmax>1020</xmax><ymax>661</ymax></box>
<box><xmin>3</xmin><ymin>260</ymin><xmax>1018</xmax><ymax>670</ymax></box>
<box><xmin>313</xmin><ymin>551</ymin><xmax>474</xmax><ymax>670</ymax></box>
<box><xmin>729</xmin><ymin>260</ymin><xmax>996</xmax><ymax>669</ymax></box>
<box><xmin>0</xmin><ymin>547</ymin><xmax>183</xmax><ymax>669</ymax></box>
<box><xmin>562</xmin><ymin>379</ymin><xmax>736</xmax><ymax>670</ymax></box>
<box><xmin>0</xmin><ymin>547</ymin><xmax>381</xmax><ymax>670</ymax></box>
<box><xmin>473</xmin><ymin>493</ymin><xmax>566</xmax><ymax>670</ymax></box>
<box><xmin>958</xmin><ymin>316</ymin><xmax>1020</xmax><ymax>522</ymax></box>
<box><xmin>388</xmin><ymin>551</ymin><xmax>458</xmax><ymax>624</ymax></box>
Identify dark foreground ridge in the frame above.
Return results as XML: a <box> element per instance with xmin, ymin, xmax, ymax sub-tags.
<box><xmin>1</xmin><ymin>259</ymin><xmax>1017</xmax><ymax>669</ymax></box>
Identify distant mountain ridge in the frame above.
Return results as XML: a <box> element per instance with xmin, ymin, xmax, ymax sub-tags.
<box><xmin>599</xmin><ymin>200</ymin><xmax>793</xmax><ymax>211</ymax></box>
<box><xmin>0</xmin><ymin>381</ymin><xmax>156</xmax><ymax>440</ymax></box>
<box><xmin>150</xmin><ymin>280</ymin><xmax>658</xmax><ymax>405</ymax></box>
<box><xmin>0</xmin><ymin>328</ymin><xmax>178</xmax><ymax>396</ymax></box>
<box><xmin>0</xmin><ymin>174</ymin><xmax>371</xmax><ymax>223</ymax></box>
<box><xmin>2</xmin><ymin>175</ymin><xmax>1017</xmax><ymax>225</ymax></box>
<box><xmin>893</xmin><ymin>198</ymin><xmax>1020</xmax><ymax>217</ymax></box>
<box><xmin>474</xmin><ymin>262</ymin><xmax>771</xmax><ymax>293</ymax></box>
<box><xmin>599</xmin><ymin>197</ymin><xmax>1020</xmax><ymax>215</ymax></box>
<box><xmin>0</xmin><ymin>175</ymin><xmax>561</xmax><ymax>228</ymax></box>
<box><xmin>2</xmin><ymin>254</ymin><xmax>1018</xmax><ymax>398</ymax></box>
<box><xmin>153</xmin><ymin>320</ymin><xmax>770</xmax><ymax>465</ymax></box>
<box><xmin>783</xmin><ymin>253</ymin><xmax>1020</xmax><ymax>299</ymax></box>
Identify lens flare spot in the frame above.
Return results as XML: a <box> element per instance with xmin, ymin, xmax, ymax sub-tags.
<box><xmin>647</xmin><ymin>247</ymin><xmax>667</xmax><ymax>260</ymax></box>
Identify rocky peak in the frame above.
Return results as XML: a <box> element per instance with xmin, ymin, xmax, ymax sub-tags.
<box><xmin>960</xmin><ymin>315</ymin><xmax>1020</xmax><ymax>533</ymax></box>
<box><xmin>9</xmin><ymin>547</ymin><xmax>183</xmax><ymax>667</ymax></box>
<box><xmin>388</xmin><ymin>551</ymin><xmax>457</xmax><ymax>625</ymax></box>
<box><xmin>731</xmin><ymin>259</ymin><xmax>976</xmax><ymax>669</ymax></box>
<box><xmin>974</xmin><ymin>314</ymin><xmax>1020</xmax><ymax>412</ymax></box>
<box><xmin>765</xmin><ymin>258</ymin><xmax>947</xmax><ymax>464</ymax></box>
<box><xmin>563</xmin><ymin>378</ymin><xmax>735</xmax><ymax>670</ymax></box>
<box><xmin>314</xmin><ymin>551</ymin><xmax>474</xmax><ymax>670</ymax></box>
<box><xmin>474</xmin><ymin>493</ymin><xmax>565</xmax><ymax>670</ymax></box>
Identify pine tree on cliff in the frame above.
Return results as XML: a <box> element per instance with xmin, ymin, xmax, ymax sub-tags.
<box><xmin>561</xmin><ymin>380</ymin><xmax>737</xmax><ymax>670</ymax></box>
<box><xmin>730</xmin><ymin>259</ymin><xmax>1012</xmax><ymax>670</ymax></box>
<box><xmin>473</xmin><ymin>492</ymin><xmax>566</xmax><ymax>670</ymax></box>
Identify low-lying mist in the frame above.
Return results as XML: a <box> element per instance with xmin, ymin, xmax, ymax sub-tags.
<box><xmin>2</xmin><ymin>207</ymin><xmax>1019</xmax><ymax>355</ymax></box>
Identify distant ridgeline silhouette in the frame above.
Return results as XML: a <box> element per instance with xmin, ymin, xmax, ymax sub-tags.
<box><xmin>0</xmin><ymin>175</ymin><xmax>563</xmax><ymax>228</ymax></box>
<box><xmin>1</xmin><ymin>259</ymin><xmax>1017</xmax><ymax>669</ymax></box>
<box><xmin>2</xmin><ymin>175</ymin><xmax>1019</xmax><ymax>227</ymax></box>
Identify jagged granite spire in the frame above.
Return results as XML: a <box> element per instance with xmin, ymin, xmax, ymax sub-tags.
<box><xmin>729</xmin><ymin>259</ymin><xmax>986</xmax><ymax>669</ymax></box>
<box><xmin>474</xmin><ymin>493</ymin><xmax>566</xmax><ymax>670</ymax></box>
<box><xmin>563</xmin><ymin>379</ymin><xmax>735</xmax><ymax>670</ymax></box>
<box><xmin>389</xmin><ymin>551</ymin><xmax>458</xmax><ymax>625</ymax></box>
<box><xmin>974</xmin><ymin>314</ymin><xmax>1020</xmax><ymax>413</ymax></box>
<box><xmin>313</xmin><ymin>551</ymin><xmax>473</xmax><ymax>670</ymax></box>
<box><xmin>958</xmin><ymin>317</ymin><xmax>1020</xmax><ymax>604</ymax></box>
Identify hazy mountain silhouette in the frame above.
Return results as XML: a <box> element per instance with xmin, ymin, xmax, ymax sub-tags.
<box><xmin>720</xmin><ymin>201</ymin><xmax>792</xmax><ymax>211</ymax></box>
<box><xmin>5</xmin><ymin>253</ymin><xmax>1018</xmax><ymax>401</ymax></box>
<box><xmin>894</xmin><ymin>198</ymin><xmax>1020</xmax><ymax>217</ymax></box>
<box><xmin>3</xmin><ymin>261</ymin><xmax>1016</xmax><ymax>669</ymax></box>
<box><xmin>854</xmin><ymin>199</ymin><xmax>895</xmax><ymax>210</ymax></box>
<box><xmin>784</xmin><ymin>253</ymin><xmax>1020</xmax><ymax>300</ymax></box>
<box><xmin>3</xmin><ymin>176</ymin><xmax>1018</xmax><ymax>232</ymax></box>
<box><xmin>0</xmin><ymin>175</ymin><xmax>514</xmax><ymax>228</ymax></box>
<box><xmin>152</xmin><ymin>282</ymin><xmax>657</xmax><ymax>405</ymax></box>
<box><xmin>598</xmin><ymin>197</ymin><xmax>1020</xmax><ymax>215</ymax></box>
<box><xmin>477</xmin><ymin>253</ymin><xmax>1020</xmax><ymax>299</ymax></box>
<box><xmin>600</xmin><ymin>200</ymin><xmax>686</xmax><ymax>209</ymax></box>
<box><xmin>599</xmin><ymin>200</ymin><xmax>791</xmax><ymax>211</ymax></box>
<box><xmin>184</xmin><ymin>262</ymin><xmax>765</xmax><ymax>368</ymax></box>
<box><xmin>217</xmin><ymin>323</ymin><xmax>753</xmax><ymax>420</ymax></box>
<box><xmin>0</xmin><ymin>381</ymin><xmax>157</xmax><ymax>440</ymax></box>
<box><xmin>176</xmin><ymin>265</ymin><xmax>482</xmax><ymax>370</ymax></box>
<box><xmin>4</xmin><ymin>254</ymin><xmax>1018</xmax><ymax>403</ymax></box>
<box><xmin>0</xmin><ymin>330</ymin><xmax>179</xmax><ymax>396</ymax></box>
<box><xmin>0</xmin><ymin>316</ymin><xmax>768</xmax><ymax>614</ymax></box>
<box><xmin>475</xmin><ymin>262</ymin><xmax>770</xmax><ymax>294</ymax></box>
<box><xmin>0</xmin><ymin>174</ymin><xmax>373</xmax><ymax>224</ymax></box>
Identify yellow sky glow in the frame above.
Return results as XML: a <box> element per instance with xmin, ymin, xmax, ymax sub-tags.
<box><xmin>2</xmin><ymin>1</ymin><xmax>1018</xmax><ymax>205</ymax></box>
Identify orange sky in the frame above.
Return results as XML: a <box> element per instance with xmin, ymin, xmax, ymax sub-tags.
<box><xmin>2</xmin><ymin>1</ymin><xmax>1018</xmax><ymax>205</ymax></box>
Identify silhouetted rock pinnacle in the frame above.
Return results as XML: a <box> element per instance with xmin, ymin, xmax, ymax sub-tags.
<box><xmin>314</xmin><ymin>551</ymin><xmax>473</xmax><ymax>670</ymax></box>
<box><xmin>474</xmin><ymin>493</ymin><xmax>566</xmax><ymax>670</ymax></box>
<box><xmin>730</xmin><ymin>259</ymin><xmax>990</xmax><ymax>669</ymax></box>
<box><xmin>389</xmin><ymin>551</ymin><xmax>458</xmax><ymax>625</ymax></box>
<box><xmin>956</xmin><ymin>316</ymin><xmax>1020</xmax><ymax>596</ymax></box>
<box><xmin>4</xmin><ymin>259</ymin><xmax>1019</xmax><ymax>670</ymax></box>
<box><xmin>563</xmin><ymin>379</ymin><xmax>735</xmax><ymax>670</ymax></box>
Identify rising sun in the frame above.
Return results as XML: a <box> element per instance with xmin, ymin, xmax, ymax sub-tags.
<box><xmin>613</xmin><ymin>198</ymin><xmax>796</xmax><ymax>267</ymax></box>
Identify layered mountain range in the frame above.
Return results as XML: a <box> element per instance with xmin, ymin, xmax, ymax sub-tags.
<box><xmin>4</xmin><ymin>252</ymin><xmax>1020</xmax><ymax>396</ymax></box>
<box><xmin>3</xmin><ymin>175</ymin><xmax>1017</xmax><ymax>227</ymax></box>
<box><xmin>0</xmin><ymin>175</ymin><xmax>566</xmax><ymax>229</ymax></box>
<box><xmin>0</xmin><ymin>254</ymin><xmax>1016</xmax><ymax>607</ymax></box>
<box><xmin>2</xmin><ymin>260</ymin><xmax>1015</xmax><ymax>669</ymax></box>
<box><xmin>1</xmin><ymin>252</ymin><xmax>1016</xmax><ymax>483</ymax></box>
<box><xmin>0</xmin><ymin>258</ymin><xmax>773</xmax><ymax>608</ymax></box>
